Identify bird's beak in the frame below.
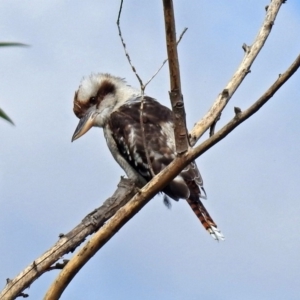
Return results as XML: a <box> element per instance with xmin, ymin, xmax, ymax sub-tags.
<box><xmin>72</xmin><ymin>108</ymin><xmax>97</xmax><ymax>142</ymax></box>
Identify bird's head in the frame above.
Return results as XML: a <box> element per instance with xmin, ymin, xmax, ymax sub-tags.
<box><xmin>72</xmin><ymin>73</ymin><xmax>138</xmax><ymax>142</ymax></box>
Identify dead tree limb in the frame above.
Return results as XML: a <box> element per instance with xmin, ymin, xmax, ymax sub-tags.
<box><xmin>44</xmin><ymin>53</ymin><xmax>300</xmax><ymax>300</ymax></box>
<box><xmin>163</xmin><ymin>0</ymin><xmax>189</xmax><ymax>153</ymax></box>
<box><xmin>189</xmin><ymin>0</ymin><xmax>284</xmax><ymax>146</ymax></box>
<box><xmin>0</xmin><ymin>179</ymin><xmax>138</xmax><ymax>300</ymax></box>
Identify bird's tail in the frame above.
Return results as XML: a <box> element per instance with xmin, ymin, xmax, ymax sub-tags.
<box><xmin>186</xmin><ymin>198</ymin><xmax>224</xmax><ymax>241</ymax></box>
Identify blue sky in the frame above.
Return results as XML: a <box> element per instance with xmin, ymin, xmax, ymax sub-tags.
<box><xmin>0</xmin><ymin>1</ymin><xmax>300</xmax><ymax>299</ymax></box>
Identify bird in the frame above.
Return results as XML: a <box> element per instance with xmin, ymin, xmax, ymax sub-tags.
<box><xmin>72</xmin><ymin>73</ymin><xmax>224</xmax><ymax>241</ymax></box>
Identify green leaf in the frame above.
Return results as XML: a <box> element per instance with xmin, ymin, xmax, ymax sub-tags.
<box><xmin>0</xmin><ymin>41</ymin><xmax>27</xmax><ymax>126</ymax></box>
<box><xmin>0</xmin><ymin>108</ymin><xmax>14</xmax><ymax>125</ymax></box>
<box><xmin>0</xmin><ymin>42</ymin><xmax>29</xmax><ymax>47</ymax></box>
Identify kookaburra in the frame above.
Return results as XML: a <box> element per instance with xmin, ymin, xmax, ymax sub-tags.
<box><xmin>72</xmin><ymin>73</ymin><xmax>224</xmax><ymax>241</ymax></box>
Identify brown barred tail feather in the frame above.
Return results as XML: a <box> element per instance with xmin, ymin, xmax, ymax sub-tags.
<box><xmin>186</xmin><ymin>198</ymin><xmax>224</xmax><ymax>241</ymax></box>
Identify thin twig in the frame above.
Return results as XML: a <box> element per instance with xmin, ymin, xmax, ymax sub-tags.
<box><xmin>117</xmin><ymin>0</ymin><xmax>144</xmax><ymax>88</ymax></box>
<box><xmin>144</xmin><ymin>27</ymin><xmax>188</xmax><ymax>89</ymax></box>
<box><xmin>117</xmin><ymin>0</ymin><xmax>188</xmax><ymax>92</ymax></box>
<box><xmin>116</xmin><ymin>3</ymin><xmax>187</xmax><ymax>177</ymax></box>
<box><xmin>177</xmin><ymin>27</ymin><xmax>188</xmax><ymax>45</ymax></box>
<box><xmin>117</xmin><ymin>0</ymin><xmax>155</xmax><ymax>178</ymax></box>
<box><xmin>139</xmin><ymin>93</ymin><xmax>156</xmax><ymax>178</ymax></box>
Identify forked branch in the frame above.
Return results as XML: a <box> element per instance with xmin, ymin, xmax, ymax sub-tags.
<box><xmin>189</xmin><ymin>0</ymin><xmax>285</xmax><ymax>146</ymax></box>
<box><xmin>44</xmin><ymin>53</ymin><xmax>300</xmax><ymax>300</ymax></box>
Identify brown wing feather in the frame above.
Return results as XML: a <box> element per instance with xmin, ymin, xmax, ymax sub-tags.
<box><xmin>108</xmin><ymin>97</ymin><xmax>175</xmax><ymax>180</ymax></box>
<box><xmin>108</xmin><ymin>96</ymin><xmax>223</xmax><ymax>240</ymax></box>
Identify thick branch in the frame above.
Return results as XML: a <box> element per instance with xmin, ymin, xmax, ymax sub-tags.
<box><xmin>0</xmin><ymin>179</ymin><xmax>138</xmax><ymax>300</ymax></box>
<box><xmin>44</xmin><ymin>53</ymin><xmax>300</xmax><ymax>299</ymax></box>
<box><xmin>163</xmin><ymin>0</ymin><xmax>189</xmax><ymax>153</ymax></box>
<box><xmin>189</xmin><ymin>0</ymin><xmax>284</xmax><ymax>146</ymax></box>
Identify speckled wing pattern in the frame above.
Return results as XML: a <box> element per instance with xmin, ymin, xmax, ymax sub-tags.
<box><xmin>108</xmin><ymin>96</ymin><xmax>224</xmax><ymax>240</ymax></box>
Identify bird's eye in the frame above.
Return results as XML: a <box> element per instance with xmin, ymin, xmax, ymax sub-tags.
<box><xmin>89</xmin><ymin>96</ymin><xmax>97</xmax><ymax>105</ymax></box>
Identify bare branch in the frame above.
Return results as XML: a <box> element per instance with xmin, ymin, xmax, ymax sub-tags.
<box><xmin>116</xmin><ymin>1</ymin><xmax>188</xmax><ymax>175</ymax></box>
<box><xmin>0</xmin><ymin>179</ymin><xmax>138</xmax><ymax>300</ymax></box>
<box><xmin>43</xmin><ymin>53</ymin><xmax>300</xmax><ymax>300</ymax></box>
<box><xmin>189</xmin><ymin>0</ymin><xmax>284</xmax><ymax>146</ymax></box>
<box><xmin>144</xmin><ymin>27</ymin><xmax>188</xmax><ymax>89</ymax></box>
<box><xmin>139</xmin><ymin>94</ymin><xmax>156</xmax><ymax>178</ymax></box>
<box><xmin>191</xmin><ymin>53</ymin><xmax>300</xmax><ymax>158</ymax></box>
<box><xmin>116</xmin><ymin>1</ymin><xmax>159</xmax><ymax>178</ymax></box>
<box><xmin>162</xmin><ymin>0</ymin><xmax>189</xmax><ymax>153</ymax></box>
<box><xmin>117</xmin><ymin>0</ymin><xmax>188</xmax><ymax>91</ymax></box>
<box><xmin>117</xmin><ymin>0</ymin><xmax>144</xmax><ymax>88</ymax></box>
<box><xmin>5</xmin><ymin>279</ymin><xmax>29</xmax><ymax>299</ymax></box>
<box><xmin>117</xmin><ymin>0</ymin><xmax>189</xmax><ymax>162</ymax></box>
<box><xmin>177</xmin><ymin>27</ymin><xmax>188</xmax><ymax>45</ymax></box>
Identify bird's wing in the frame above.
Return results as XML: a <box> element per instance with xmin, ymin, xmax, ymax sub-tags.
<box><xmin>108</xmin><ymin>96</ymin><xmax>224</xmax><ymax>240</ymax></box>
<box><xmin>108</xmin><ymin>96</ymin><xmax>176</xmax><ymax>180</ymax></box>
